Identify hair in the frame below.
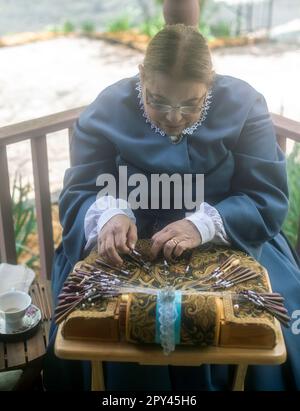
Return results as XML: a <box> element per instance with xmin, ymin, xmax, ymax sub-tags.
<box><xmin>143</xmin><ymin>24</ymin><xmax>214</xmax><ymax>87</ymax></box>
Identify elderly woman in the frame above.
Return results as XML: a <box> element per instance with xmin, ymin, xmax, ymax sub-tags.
<box><xmin>44</xmin><ymin>25</ymin><xmax>300</xmax><ymax>391</ymax></box>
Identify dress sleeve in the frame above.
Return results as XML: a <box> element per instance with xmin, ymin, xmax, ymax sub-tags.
<box><xmin>213</xmin><ymin>93</ymin><xmax>289</xmax><ymax>259</ymax></box>
<box><xmin>59</xmin><ymin>103</ymin><xmax>118</xmax><ymax>266</ymax></box>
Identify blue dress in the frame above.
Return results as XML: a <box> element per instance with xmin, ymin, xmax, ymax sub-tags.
<box><xmin>43</xmin><ymin>74</ymin><xmax>300</xmax><ymax>391</ymax></box>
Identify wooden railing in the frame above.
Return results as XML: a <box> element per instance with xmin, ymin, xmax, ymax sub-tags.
<box><xmin>0</xmin><ymin>107</ymin><xmax>84</xmax><ymax>279</ymax></box>
<box><xmin>0</xmin><ymin>109</ymin><xmax>299</xmax><ymax>279</ymax></box>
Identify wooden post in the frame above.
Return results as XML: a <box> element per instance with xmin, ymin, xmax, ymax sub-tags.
<box><xmin>91</xmin><ymin>361</ymin><xmax>105</xmax><ymax>391</ymax></box>
<box><xmin>232</xmin><ymin>364</ymin><xmax>248</xmax><ymax>391</ymax></box>
<box><xmin>0</xmin><ymin>145</ymin><xmax>17</xmax><ymax>263</ymax></box>
<box><xmin>163</xmin><ymin>0</ymin><xmax>200</xmax><ymax>26</ymax></box>
<box><xmin>31</xmin><ymin>136</ymin><xmax>54</xmax><ymax>279</ymax></box>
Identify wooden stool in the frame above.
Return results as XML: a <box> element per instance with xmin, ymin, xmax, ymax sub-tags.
<box><xmin>55</xmin><ymin>320</ymin><xmax>286</xmax><ymax>391</ymax></box>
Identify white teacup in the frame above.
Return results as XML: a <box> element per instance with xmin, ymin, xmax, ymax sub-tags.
<box><xmin>0</xmin><ymin>290</ymin><xmax>32</xmax><ymax>332</ymax></box>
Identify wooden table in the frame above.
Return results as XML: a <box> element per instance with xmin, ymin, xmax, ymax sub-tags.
<box><xmin>0</xmin><ymin>280</ymin><xmax>52</xmax><ymax>389</ymax></box>
<box><xmin>55</xmin><ymin>320</ymin><xmax>286</xmax><ymax>391</ymax></box>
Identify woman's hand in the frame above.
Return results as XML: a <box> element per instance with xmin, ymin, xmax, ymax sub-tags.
<box><xmin>98</xmin><ymin>215</ymin><xmax>138</xmax><ymax>266</ymax></box>
<box><xmin>150</xmin><ymin>219</ymin><xmax>202</xmax><ymax>260</ymax></box>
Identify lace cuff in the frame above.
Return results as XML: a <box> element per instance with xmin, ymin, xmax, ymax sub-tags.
<box><xmin>84</xmin><ymin>196</ymin><xmax>136</xmax><ymax>251</ymax></box>
<box><xmin>185</xmin><ymin>202</ymin><xmax>231</xmax><ymax>246</ymax></box>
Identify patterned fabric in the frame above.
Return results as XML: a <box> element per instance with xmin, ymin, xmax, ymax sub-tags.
<box><xmin>126</xmin><ymin>292</ymin><xmax>220</xmax><ymax>346</ymax></box>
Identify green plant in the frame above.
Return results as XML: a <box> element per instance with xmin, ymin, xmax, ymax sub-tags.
<box><xmin>199</xmin><ymin>0</ymin><xmax>233</xmax><ymax>40</ymax></box>
<box><xmin>11</xmin><ymin>174</ymin><xmax>38</xmax><ymax>268</ymax></box>
<box><xmin>62</xmin><ymin>20</ymin><xmax>75</xmax><ymax>34</ymax></box>
<box><xmin>47</xmin><ymin>25</ymin><xmax>60</xmax><ymax>34</ymax></box>
<box><xmin>283</xmin><ymin>143</ymin><xmax>300</xmax><ymax>248</ymax></box>
<box><xmin>210</xmin><ymin>21</ymin><xmax>231</xmax><ymax>38</ymax></box>
<box><xmin>81</xmin><ymin>21</ymin><xmax>95</xmax><ymax>35</ymax></box>
<box><xmin>139</xmin><ymin>14</ymin><xmax>164</xmax><ymax>37</ymax></box>
<box><xmin>106</xmin><ymin>16</ymin><xmax>133</xmax><ymax>33</ymax></box>
<box><xmin>199</xmin><ymin>21</ymin><xmax>214</xmax><ymax>40</ymax></box>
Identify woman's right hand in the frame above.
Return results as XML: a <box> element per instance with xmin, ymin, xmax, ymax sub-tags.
<box><xmin>97</xmin><ymin>215</ymin><xmax>138</xmax><ymax>266</ymax></box>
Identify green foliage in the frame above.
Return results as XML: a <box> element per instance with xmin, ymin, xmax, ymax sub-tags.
<box><xmin>62</xmin><ymin>20</ymin><xmax>75</xmax><ymax>34</ymax></box>
<box><xmin>199</xmin><ymin>21</ymin><xmax>214</xmax><ymax>40</ymax></box>
<box><xmin>47</xmin><ymin>25</ymin><xmax>60</xmax><ymax>34</ymax></box>
<box><xmin>210</xmin><ymin>21</ymin><xmax>231</xmax><ymax>38</ymax></box>
<box><xmin>199</xmin><ymin>0</ymin><xmax>233</xmax><ymax>40</ymax></box>
<box><xmin>139</xmin><ymin>14</ymin><xmax>164</xmax><ymax>37</ymax></box>
<box><xmin>283</xmin><ymin>143</ymin><xmax>300</xmax><ymax>248</ymax></box>
<box><xmin>81</xmin><ymin>21</ymin><xmax>95</xmax><ymax>35</ymax></box>
<box><xmin>12</xmin><ymin>174</ymin><xmax>38</xmax><ymax>268</ymax></box>
<box><xmin>106</xmin><ymin>16</ymin><xmax>133</xmax><ymax>33</ymax></box>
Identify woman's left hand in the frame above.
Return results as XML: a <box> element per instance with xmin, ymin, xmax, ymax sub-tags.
<box><xmin>150</xmin><ymin>219</ymin><xmax>202</xmax><ymax>260</ymax></box>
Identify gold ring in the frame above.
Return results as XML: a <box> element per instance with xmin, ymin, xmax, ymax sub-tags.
<box><xmin>171</xmin><ymin>238</ymin><xmax>178</xmax><ymax>246</ymax></box>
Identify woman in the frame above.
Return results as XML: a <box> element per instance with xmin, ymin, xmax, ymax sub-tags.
<box><xmin>44</xmin><ymin>24</ymin><xmax>300</xmax><ymax>391</ymax></box>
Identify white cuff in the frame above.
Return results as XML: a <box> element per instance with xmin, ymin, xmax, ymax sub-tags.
<box><xmin>84</xmin><ymin>196</ymin><xmax>136</xmax><ymax>251</ymax></box>
<box><xmin>185</xmin><ymin>202</ymin><xmax>231</xmax><ymax>246</ymax></box>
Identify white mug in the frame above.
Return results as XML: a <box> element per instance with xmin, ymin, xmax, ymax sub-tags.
<box><xmin>0</xmin><ymin>290</ymin><xmax>32</xmax><ymax>332</ymax></box>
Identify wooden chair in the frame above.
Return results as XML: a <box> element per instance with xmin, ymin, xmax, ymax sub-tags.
<box><xmin>0</xmin><ymin>108</ymin><xmax>299</xmax><ymax>390</ymax></box>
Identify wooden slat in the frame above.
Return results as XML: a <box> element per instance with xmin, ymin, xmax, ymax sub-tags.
<box><xmin>297</xmin><ymin>224</ymin><xmax>300</xmax><ymax>257</ymax></box>
<box><xmin>276</xmin><ymin>136</ymin><xmax>286</xmax><ymax>154</ymax></box>
<box><xmin>30</xmin><ymin>284</ymin><xmax>39</xmax><ymax>308</ymax></box>
<box><xmin>40</xmin><ymin>281</ymin><xmax>53</xmax><ymax>320</ymax></box>
<box><xmin>43</xmin><ymin>320</ymin><xmax>51</xmax><ymax>346</ymax></box>
<box><xmin>0</xmin><ymin>145</ymin><xmax>17</xmax><ymax>263</ymax></box>
<box><xmin>6</xmin><ymin>341</ymin><xmax>26</xmax><ymax>369</ymax></box>
<box><xmin>0</xmin><ymin>106</ymin><xmax>85</xmax><ymax>146</ymax></box>
<box><xmin>272</xmin><ymin>113</ymin><xmax>300</xmax><ymax>143</ymax></box>
<box><xmin>29</xmin><ymin>280</ymin><xmax>52</xmax><ymax>346</ymax></box>
<box><xmin>68</xmin><ymin>126</ymin><xmax>74</xmax><ymax>165</ymax></box>
<box><xmin>0</xmin><ymin>342</ymin><xmax>6</xmax><ymax>370</ymax></box>
<box><xmin>30</xmin><ymin>284</ymin><xmax>45</xmax><ymax>320</ymax></box>
<box><xmin>31</xmin><ymin>136</ymin><xmax>54</xmax><ymax>279</ymax></box>
<box><xmin>0</xmin><ymin>110</ymin><xmax>298</xmax><ymax>146</ymax></box>
<box><xmin>26</xmin><ymin>327</ymin><xmax>47</xmax><ymax>362</ymax></box>
<box><xmin>30</xmin><ymin>281</ymin><xmax>52</xmax><ymax>319</ymax></box>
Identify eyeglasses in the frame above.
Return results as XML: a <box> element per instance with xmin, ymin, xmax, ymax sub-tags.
<box><xmin>145</xmin><ymin>88</ymin><xmax>207</xmax><ymax>115</ymax></box>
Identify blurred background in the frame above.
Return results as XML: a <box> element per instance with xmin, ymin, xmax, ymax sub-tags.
<box><xmin>0</xmin><ymin>0</ymin><xmax>299</xmax><ymax>271</ymax></box>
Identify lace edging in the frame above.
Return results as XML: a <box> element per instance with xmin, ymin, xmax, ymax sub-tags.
<box><xmin>135</xmin><ymin>79</ymin><xmax>213</xmax><ymax>137</ymax></box>
<box><xmin>203</xmin><ymin>202</ymin><xmax>231</xmax><ymax>245</ymax></box>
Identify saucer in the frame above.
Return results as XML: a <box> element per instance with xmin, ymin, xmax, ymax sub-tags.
<box><xmin>0</xmin><ymin>304</ymin><xmax>42</xmax><ymax>342</ymax></box>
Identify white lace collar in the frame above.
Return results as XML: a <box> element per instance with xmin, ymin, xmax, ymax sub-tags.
<box><xmin>135</xmin><ymin>79</ymin><xmax>213</xmax><ymax>137</ymax></box>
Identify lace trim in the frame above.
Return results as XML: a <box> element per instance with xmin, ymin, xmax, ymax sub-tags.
<box><xmin>135</xmin><ymin>80</ymin><xmax>213</xmax><ymax>137</ymax></box>
<box><xmin>202</xmin><ymin>202</ymin><xmax>231</xmax><ymax>245</ymax></box>
<box><xmin>156</xmin><ymin>287</ymin><xmax>181</xmax><ymax>355</ymax></box>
